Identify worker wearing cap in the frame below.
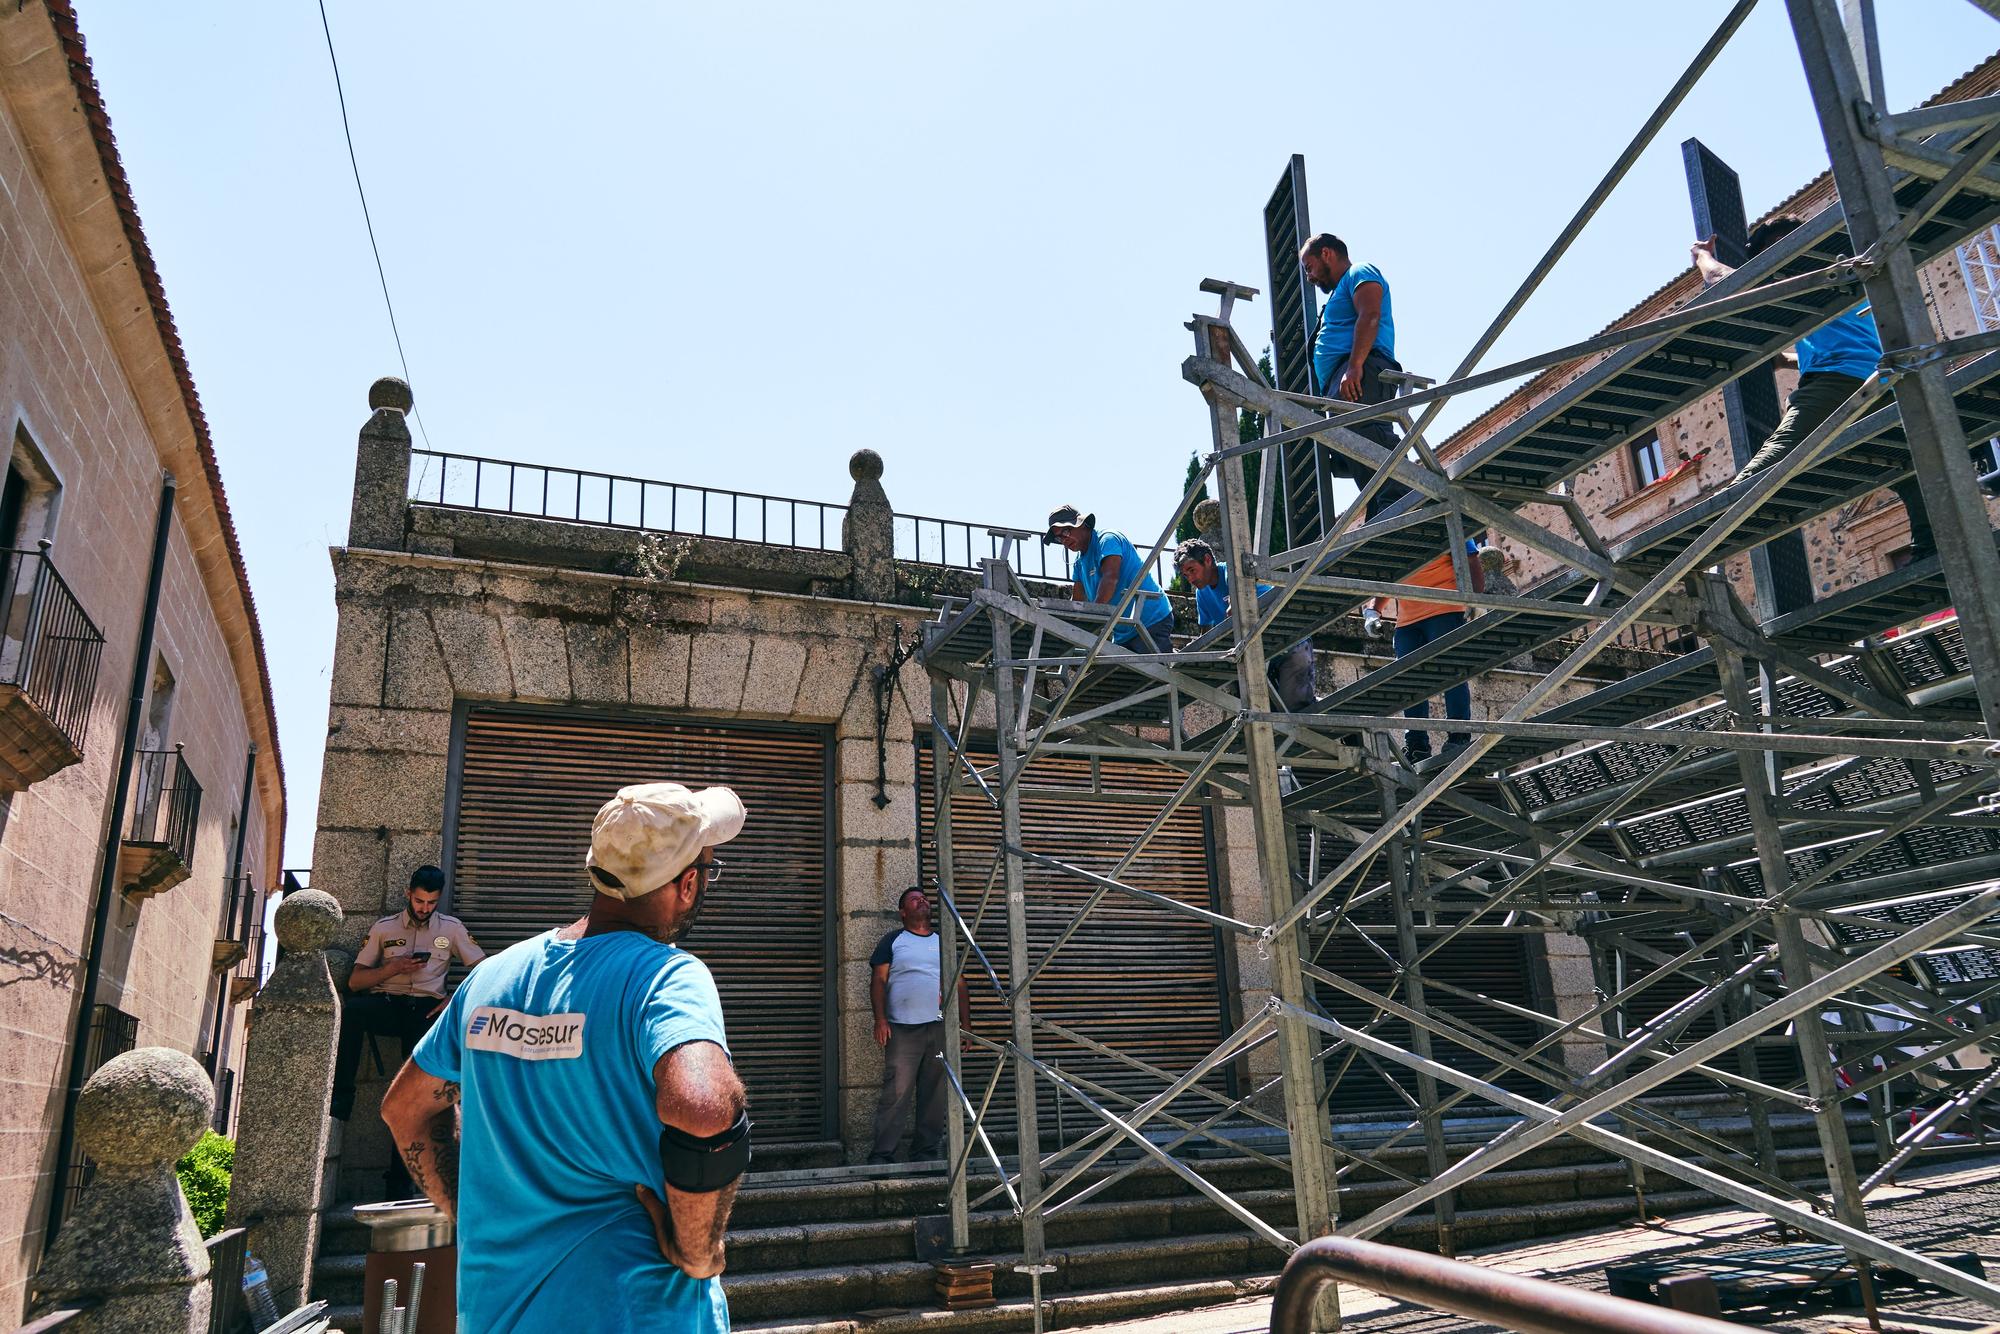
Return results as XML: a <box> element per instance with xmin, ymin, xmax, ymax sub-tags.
<box><xmin>1044</xmin><ymin>504</ymin><xmax>1177</xmax><ymax>654</ymax></box>
<box><xmin>383</xmin><ymin>783</ymin><xmax>750</xmax><ymax>1333</ymax></box>
<box><xmin>1363</xmin><ymin>538</ymin><xmax>1483</xmax><ymax>765</ymax></box>
<box><xmin>1174</xmin><ymin>536</ymin><xmax>1317</xmax><ymax>710</ymax></box>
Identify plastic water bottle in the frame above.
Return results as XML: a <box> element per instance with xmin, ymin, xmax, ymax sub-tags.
<box><xmin>242</xmin><ymin>1253</ymin><xmax>280</xmax><ymax>1331</ymax></box>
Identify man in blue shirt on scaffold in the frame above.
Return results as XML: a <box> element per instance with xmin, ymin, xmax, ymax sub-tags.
<box><xmin>1692</xmin><ymin>213</ymin><xmax>1934</xmax><ymax>561</ymax></box>
<box><xmin>1044</xmin><ymin>503</ymin><xmax>1178</xmax><ymax>654</ymax></box>
<box><xmin>1301</xmin><ymin>232</ymin><xmax>1413</xmax><ymax>524</ymax></box>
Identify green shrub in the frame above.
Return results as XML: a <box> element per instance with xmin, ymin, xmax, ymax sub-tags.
<box><xmin>176</xmin><ymin>1130</ymin><xmax>233</xmax><ymax>1238</ymax></box>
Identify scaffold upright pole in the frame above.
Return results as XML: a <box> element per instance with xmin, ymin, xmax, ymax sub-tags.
<box><xmin>1200</xmin><ymin>315</ymin><xmax>1342</xmax><ymax>1330</ymax></box>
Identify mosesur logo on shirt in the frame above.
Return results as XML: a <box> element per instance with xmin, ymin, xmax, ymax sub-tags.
<box><xmin>465</xmin><ymin>1006</ymin><xmax>585</xmax><ymax>1060</ymax></box>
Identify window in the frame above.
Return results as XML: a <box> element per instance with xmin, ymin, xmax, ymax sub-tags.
<box><xmin>1630</xmin><ymin>433</ymin><xmax>1668</xmax><ymax>489</ymax></box>
<box><xmin>1958</xmin><ymin>224</ymin><xmax>2000</xmax><ymax>333</ymax></box>
<box><xmin>6</xmin><ymin>424</ymin><xmax>63</xmax><ymax>549</ymax></box>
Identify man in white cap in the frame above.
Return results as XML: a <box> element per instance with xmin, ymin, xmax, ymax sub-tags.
<box><xmin>382</xmin><ymin>782</ymin><xmax>750</xmax><ymax>1334</ymax></box>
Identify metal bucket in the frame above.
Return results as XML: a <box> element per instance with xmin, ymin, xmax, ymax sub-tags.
<box><xmin>355</xmin><ymin>1200</ymin><xmax>455</xmax><ymax>1333</ymax></box>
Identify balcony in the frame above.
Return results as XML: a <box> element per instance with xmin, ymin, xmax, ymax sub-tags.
<box><xmin>0</xmin><ymin>545</ymin><xmax>106</xmax><ymax>793</ymax></box>
<box><xmin>117</xmin><ymin>745</ymin><xmax>201</xmax><ymax>899</ymax></box>
<box><xmin>211</xmin><ymin>874</ymin><xmax>261</xmax><ymax>973</ymax></box>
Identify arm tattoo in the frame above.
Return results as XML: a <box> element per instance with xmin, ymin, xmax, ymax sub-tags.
<box><xmin>400</xmin><ymin>1107</ymin><xmax>461</xmax><ymax>1212</ymax></box>
<box><xmin>433</xmin><ymin>1081</ymin><xmax>461</xmax><ymax>1105</ymax></box>
<box><xmin>429</xmin><ymin>1108</ymin><xmax>461</xmax><ymax>1201</ymax></box>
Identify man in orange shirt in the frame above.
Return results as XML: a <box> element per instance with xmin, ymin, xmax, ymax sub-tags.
<box><xmin>1363</xmin><ymin>539</ymin><xmax>1482</xmax><ymax>764</ymax></box>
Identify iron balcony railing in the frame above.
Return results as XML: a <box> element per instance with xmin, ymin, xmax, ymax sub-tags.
<box><xmin>406</xmin><ymin>448</ymin><xmax>1165</xmax><ymax>587</ymax></box>
<box><xmin>0</xmin><ymin>544</ymin><xmax>106</xmax><ymax>753</ymax></box>
<box><xmin>221</xmin><ymin>874</ymin><xmax>261</xmax><ymax>949</ymax></box>
<box><xmin>126</xmin><ymin>746</ymin><xmax>201</xmax><ymax>867</ymax></box>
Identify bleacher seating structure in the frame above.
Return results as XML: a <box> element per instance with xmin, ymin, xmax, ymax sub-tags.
<box><xmin>915</xmin><ymin>10</ymin><xmax>2000</xmax><ymax>1321</ymax></box>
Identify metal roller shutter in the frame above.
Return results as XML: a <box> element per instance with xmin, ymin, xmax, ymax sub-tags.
<box><xmin>1310</xmin><ymin>929</ymin><xmax>1548</xmax><ymax>1121</ymax></box>
<box><xmin>917</xmin><ymin>745</ymin><xmax>1231</xmax><ymax>1142</ymax></box>
<box><xmin>446</xmin><ymin>706</ymin><xmax>834</xmax><ymax>1143</ymax></box>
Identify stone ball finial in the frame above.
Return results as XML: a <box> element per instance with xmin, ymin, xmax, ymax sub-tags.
<box><xmin>1192</xmin><ymin>499</ymin><xmax>1222</xmax><ymax>536</ymax></box>
<box><xmin>368</xmin><ymin>377</ymin><xmax>414</xmax><ymax>414</ymax></box>
<box><xmin>849</xmin><ymin>449</ymin><xmax>884</xmax><ymax>482</ymax></box>
<box><xmin>273</xmin><ymin>888</ymin><xmax>343</xmax><ymax>952</ymax></box>
<box><xmin>75</xmin><ymin>1048</ymin><xmax>213</xmax><ymax>1170</ymax></box>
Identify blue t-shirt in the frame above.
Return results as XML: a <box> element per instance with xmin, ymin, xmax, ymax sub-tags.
<box><xmin>414</xmin><ymin>930</ymin><xmax>732</xmax><ymax>1334</ymax></box>
<box><xmin>1194</xmin><ymin>561</ymin><xmax>1274</xmax><ymax>628</ymax></box>
<box><xmin>1311</xmin><ymin>261</ymin><xmax>1395</xmax><ymax>391</ymax></box>
<box><xmin>1073</xmin><ymin>529</ymin><xmax>1174</xmax><ymax>643</ymax></box>
<box><xmin>1796</xmin><ymin>302</ymin><xmax>1880</xmax><ymax>379</ymax></box>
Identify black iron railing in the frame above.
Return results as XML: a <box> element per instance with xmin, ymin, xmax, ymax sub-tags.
<box><xmin>409</xmin><ymin>449</ymin><xmax>851</xmax><ymax>551</ymax></box>
<box><xmin>64</xmin><ymin>1005</ymin><xmax>138</xmax><ymax>1210</ymax></box>
<box><xmin>126</xmin><ymin>746</ymin><xmax>202</xmax><ymax>866</ymax></box>
<box><xmin>205</xmin><ymin>1226</ymin><xmax>247</xmax><ymax>1334</ymax></box>
<box><xmin>405</xmin><ymin>448</ymin><xmax>1173</xmax><ymax>586</ymax></box>
<box><xmin>220</xmin><ymin>875</ymin><xmax>261</xmax><ymax>950</ymax></box>
<box><xmin>0</xmin><ymin>545</ymin><xmax>105</xmax><ymax>752</ymax></box>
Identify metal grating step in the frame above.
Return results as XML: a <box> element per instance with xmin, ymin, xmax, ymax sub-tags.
<box><xmin>1611</xmin><ymin>753</ymin><xmax>1985</xmax><ymax>865</ymax></box>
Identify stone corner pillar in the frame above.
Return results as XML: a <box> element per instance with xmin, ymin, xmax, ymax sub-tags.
<box><xmin>841</xmin><ymin>448</ymin><xmax>895</xmax><ymax>603</ymax></box>
<box><xmin>28</xmin><ymin>1047</ymin><xmax>215</xmax><ymax>1332</ymax></box>
<box><xmin>348</xmin><ymin>377</ymin><xmax>414</xmax><ymax>551</ymax></box>
<box><xmin>227</xmin><ymin>889</ymin><xmax>344</xmax><ymax>1310</ymax></box>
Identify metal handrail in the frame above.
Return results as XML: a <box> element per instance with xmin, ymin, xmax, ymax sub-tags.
<box><xmin>125</xmin><ymin>746</ymin><xmax>202</xmax><ymax>867</ymax></box>
<box><xmin>409</xmin><ymin>448</ymin><xmax>852</xmax><ymax>550</ymax></box>
<box><xmin>0</xmin><ymin>544</ymin><xmax>106</xmax><ymax>752</ymax></box>
<box><xmin>404</xmin><ymin>447</ymin><xmax>1174</xmax><ymax>585</ymax></box>
<box><xmin>1270</xmin><ymin>1236</ymin><xmax>1742</xmax><ymax>1334</ymax></box>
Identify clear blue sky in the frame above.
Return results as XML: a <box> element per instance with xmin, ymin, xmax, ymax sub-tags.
<box><xmin>76</xmin><ymin>1</ymin><xmax>1997</xmax><ymax>865</ymax></box>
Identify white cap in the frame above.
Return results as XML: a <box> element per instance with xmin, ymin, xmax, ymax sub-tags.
<box><xmin>586</xmin><ymin>782</ymin><xmax>746</xmax><ymax>900</ymax></box>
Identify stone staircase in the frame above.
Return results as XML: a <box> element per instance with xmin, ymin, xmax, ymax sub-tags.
<box><xmin>313</xmin><ymin>1106</ymin><xmax>1970</xmax><ymax>1332</ymax></box>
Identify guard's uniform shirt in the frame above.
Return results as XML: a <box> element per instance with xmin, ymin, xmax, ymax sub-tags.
<box><xmin>354</xmin><ymin>910</ymin><xmax>485</xmax><ymax>998</ymax></box>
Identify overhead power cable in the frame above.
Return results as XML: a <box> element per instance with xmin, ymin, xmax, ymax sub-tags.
<box><xmin>315</xmin><ymin>0</ymin><xmax>435</xmax><ymax>455</ymax></box>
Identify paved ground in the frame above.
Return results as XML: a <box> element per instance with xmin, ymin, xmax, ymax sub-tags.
<box><xmin>1072</xmin><ymin>1155</ymin><xmax>2000</xmax><ymax>1333</ymax></box>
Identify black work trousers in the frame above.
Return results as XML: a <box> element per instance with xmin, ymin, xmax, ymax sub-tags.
<box><xmin>331</xmin><ymin>991</ymin><xmax>438</xmax><ymax>1122</ymax></box>
<box><xmin>1315</xmin><ymin>346</ymin><xmax>1412</xmax><ymax>527</ymax></box>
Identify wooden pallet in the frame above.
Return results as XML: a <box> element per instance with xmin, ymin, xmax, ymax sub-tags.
<box><xmin>1607</xmin><ymin>1244</ymin><xmax>1986</xmax><ymax>1316</ymax></box>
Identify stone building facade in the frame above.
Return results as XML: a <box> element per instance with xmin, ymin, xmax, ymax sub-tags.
<box><xmin>309</xmin><ymin>375</ymin><xmax>1628</xmax><ymax>1201</ymax></box>
<box><xmin>0</xmin><ymin>1</ymin><xmax>285</xmax><ymax>1319</ymax></box>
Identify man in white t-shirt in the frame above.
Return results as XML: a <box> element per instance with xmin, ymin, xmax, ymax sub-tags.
<box><xmin>868</xmin><ymin>886</ymin><xmax>969</xmax><ymax>1164</ymax></box>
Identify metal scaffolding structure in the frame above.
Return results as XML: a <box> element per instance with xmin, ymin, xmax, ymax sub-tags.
<box><xmin>917</xmin><ymin>3</ymin><xmax>2000</xmax><ymax>1327</ymax></box>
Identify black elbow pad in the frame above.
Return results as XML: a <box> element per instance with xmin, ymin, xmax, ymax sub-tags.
<box><xmin>660</xmin><ymin>1110</ymin><xmax>752</xmax><ymax>1193</ymax></box>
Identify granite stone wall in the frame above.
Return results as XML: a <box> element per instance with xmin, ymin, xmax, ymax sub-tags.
<box><xmin>0</xmin><ymin>27</ymin><xmax>277</xmax><ymax>1317</ymax></box>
